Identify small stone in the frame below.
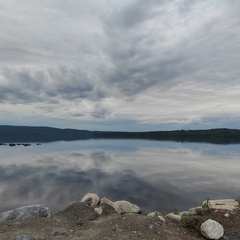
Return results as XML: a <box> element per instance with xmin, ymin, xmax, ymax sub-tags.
<box><xmin>136</xmin><ymin>231</ymin><xmax>143</xmax><ymax>237</ymax></box>
<box><xmin>147</xmin><ymin>211</ymin><xmax>162</xmax><ymax>217</ymax></box>
<box><xmin>188</xmin><ymin>207</ymin><xmax>203</xmax><ymax>215</ymax></box>
<box><xmin>224</xmin><ymin>213</ymin><xmax>230</xmax><ymax>217</ymax></box>
<box><xmin>200</xmin><ymin>219</ymin><xmax>224</xmax><ymax>239</ymax></box>
<box><xmin>179</xmin><ymin>211</ymin><xmax>190</xmax><ymax>216</ymax></box>
<box><xmin>166</xmin><ymin>213</ymin><xmax>181</xmax><ymax>222</ymax></box>
<box><xmin>147</xmin><ymin>212</ymin><xmax>156</xmax><ymax>217</ymax></box>
<box><xmin>158</xmin><ymin>215</ymin><xmax>166</xmax><ymax>222</ymax></box>
<box><xmin>50</xmin><ymin>231</ymin><xmax>65</xmax><ymax>236</ymax></box>
<box><xmin>94</xmin><ymin>207</ymin><xmax>103</xmax><ymax>215</ymax></box>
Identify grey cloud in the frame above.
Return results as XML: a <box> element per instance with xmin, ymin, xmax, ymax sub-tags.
<box><xmin>0</xmin><ymin>66</ymin><xmax>109</xmax><ymax>104</ymax></box>
<box><xmin>2</xmin><ymin>0</ymin><xmax>239</xmax><ymax>102</ymax></box>
<box><xmin>91</xmin><ymin>108</ymin><xmax>112</xmax><ymax>119</ymax></box>
<box><xmin>47</xmin><ymin>67</ymin><xmax>96</xmax><ymax>99</ymax></box>
<box><xmin>102</xmin><ymin>3</ymin><xmax>182</xmax><ymax>96</ymax></box>
<box><xmin>55</xmin><ymin>0</ymin><xmax>104</xmax><ymax>18</ymax></box>
<box><xmin>102</xmin><ymin>0</ymin><xmax>240</xmax><ymax>98</ymax></box>
<box><xmin>0</xmin><ymin>0</ymin><xmax>106</xmax><ymax>67</ymax></box>
<box><xmin>0</xmin><ymin>0</ymin><xmax>240</xmax><ymax>127</ymax></box>
<box><xmin>119</xmin><ymin>0</ymin><xmax>166</xmax><ymax>27</ymax></box>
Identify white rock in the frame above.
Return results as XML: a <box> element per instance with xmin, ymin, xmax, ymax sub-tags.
<box><xmin>94</xmin><ymin>207</ymin><xmax>103</xmax><ymax>215</ymax></box>
<box><xmin>114</xmin><ymin>200</ymin><xmax>141</xmax><ymax>214</ymax></box>
<box><xmin>100</xmin><ymin>198</ymin><xmax>121</xmax><ymax>214</ymax></box>
<box><xmin>224</xmin><ymin>213</ymin><xmax>230</xmax><ymax>217</ymax></box>
<box><xmin>100</xmin><ymin>198</ymin><xmax>141</xmax><ymax>214</ymax></box>
<box><xmin>179</xmin><ymin>211</ymin><xmax>189</xmax><ymax>216</ymax></box>
<box><xmin>147</xmin><ymin>212</ymin><xmax>165</xmax><ymax>222</ymax></box>
<box><xmin>147</xmin><ymin>211</ymin><xmax>162</xmax><ymax>217</ymax></box>
<box><xmin>165</xmin><ymin>213</ymin><xmax>181</xmax><ymax>222</ymax></box>
<box><xmin>157</xmin><ymin>215</ymin><xmax>166</xmax><ymax>222</ymax></box>
<box><xmin>200</xmin><ymin>219</ymin><xmax>224</xmax><ymax>239</ymax></box>
<box><xmin>147</xmin><ymin>212</ymin><xmax>156</xmax><ymax>217</ymax></box>
<box><xmin>81</xmin><ymin>193</ymin><xmax>100</xmax><ymax>206</ymax></box>
<box><xmin>204</xmin><ymin>199</ymin><xmax>237</xmax><ymax>211</ymax></box>
<box><xmin>0</xmin><ymin>205</ymin><xmax>51</xmax><ymax>223</ymax></box>
<box><xmin>188</xmin><ymin>207</ymin><xmax>203</xmax><ymax>215</ymax></box>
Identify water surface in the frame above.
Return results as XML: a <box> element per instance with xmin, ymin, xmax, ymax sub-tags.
<box><xmin>0</xmin><ymin>140</ymin><xmax>239</xmax><ymax>214</ymax></box>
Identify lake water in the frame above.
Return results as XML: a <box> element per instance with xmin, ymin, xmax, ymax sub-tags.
<box><xmin>0</xmin><ymin>139</ymin><xmax>240</xmax><ymax>215</ymax></box>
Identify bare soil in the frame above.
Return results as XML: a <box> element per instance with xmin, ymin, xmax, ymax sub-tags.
<box><xmin>0</xmin><ymin>202</ymin><xmax>240</xmax><ymax>240</ymax></box>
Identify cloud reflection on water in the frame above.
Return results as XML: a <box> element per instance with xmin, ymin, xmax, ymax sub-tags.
<box><xmin>0</xmin><ymin>140</ymin><xmax>240</xmax><ymax>214</ymax></box>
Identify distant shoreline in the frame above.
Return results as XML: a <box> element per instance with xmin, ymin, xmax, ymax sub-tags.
<box><xmin>1</xmin><ymin>125</ymin><xmax>240</xmax><ymax>144</ymax></box>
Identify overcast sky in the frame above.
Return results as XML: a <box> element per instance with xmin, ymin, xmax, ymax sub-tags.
<box><xmin>0</xmin><ymin>0</ymin><xmax>240</xmax><ymax>131</ymax></box>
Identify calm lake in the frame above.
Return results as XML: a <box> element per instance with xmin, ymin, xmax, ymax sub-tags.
<box><xmin>0</xmin><ymin>139</ymin><xmax>240</xmax><ymax>214</ymax></box>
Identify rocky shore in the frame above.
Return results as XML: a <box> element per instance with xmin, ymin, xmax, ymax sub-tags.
<box><xmin>0</xmin><ymin>193</ymin><xmax>240</xmax><ymax>240</ymax></box>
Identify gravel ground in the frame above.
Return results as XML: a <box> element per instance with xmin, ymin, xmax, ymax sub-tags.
<box><xmin>0</xmin><ymin>202</ymin><xmax>240</xmax><ymax>240</ymax></box>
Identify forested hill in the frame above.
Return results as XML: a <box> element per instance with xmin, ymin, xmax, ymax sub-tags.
<box><xmin>0</xmin><ymin>125</ymin><xmax>93</xmax><ymax>142</ymax></box>
<box><xmin>1</xmin><ymin>125</ymin><xmax>240</xmax><ymax>144</ymax></box>
<box><xmin>93</xmin><ymin>128</ymin><xmax>240</xmax><ymax>144</ymax></box>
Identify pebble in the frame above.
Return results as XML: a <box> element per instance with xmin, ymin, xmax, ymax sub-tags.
<box><xmin>50</xmin><ymin>231</ymin><xmax>65</xmax><ymax>236</ymax></box>
<box><xmin>94</xmin><ymin>207</ymin><xmax>103</xmax><ymax>215</ymax></box>
<box><xmin>166</xmin><ymin>213</ymin><xmax>181</xmax><ymax>222</ymax></box>
<box><xmin>158</xmin><ymin>215</ymin><xmax>166</xmax><ymax>222</ymax></box>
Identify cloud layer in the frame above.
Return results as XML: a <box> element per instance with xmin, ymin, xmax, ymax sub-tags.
<box><xmin>0</xmin><ymin>0</ymin><xmax>240</xmax><ymax>130</ymax></box>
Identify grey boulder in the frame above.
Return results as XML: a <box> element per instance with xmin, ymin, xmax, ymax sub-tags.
<box><xmin>200</xmin><ymin>219</ymin><xmax>224</xmax><ymax>239</ymax></box>
<box><xmin>0</xmin><ymin>204</ymin><xmax>51</xmax><ymax>222</ymax></box>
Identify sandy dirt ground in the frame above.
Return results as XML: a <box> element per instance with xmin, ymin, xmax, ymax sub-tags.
<box><xmin>0</xmin><ymin>202</ymin><xmax>240</xmax><ymax>240</ymax></box>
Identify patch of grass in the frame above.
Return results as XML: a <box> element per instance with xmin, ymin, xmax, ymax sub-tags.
<box><xmin>235</xmin><ymin>197</ymin><xmax>240</xmax><ymax>212</ymax></box>
<box><xmin>201</xmin><ymin>198</ymin><xmax>211</xmax><ymax>213</ymax></box>
<box><xmin>180</xmin><ymin>216</ymin><xmax>203</xmax><ymax>230</ymax></box>
<box><xmin>180</xmin><ymin>216</ymin><xmax>191</xmax><ymax>227</ymax></box>
<box><xmin>153</xmin><ymin>211</ymin><xmax>162</xmax><ymax>217</ymax></box>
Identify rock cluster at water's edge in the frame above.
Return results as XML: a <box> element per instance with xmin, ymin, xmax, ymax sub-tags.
<box><xmin>0</xmin><ymin>194</ymin><xmax>239</xmax><ymax>240</ymax></box>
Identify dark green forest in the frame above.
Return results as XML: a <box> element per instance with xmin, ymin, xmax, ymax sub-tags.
<box><xmin>1</xmin><ymin>125</ymin><xmax>240</xmax><ymax>144</ymax></box>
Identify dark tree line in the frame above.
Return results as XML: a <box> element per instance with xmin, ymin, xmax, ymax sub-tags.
<box><xmin>1</xmin><ymin>125</ymin><xmax>240</xmax><ymax>144</ymax></box>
